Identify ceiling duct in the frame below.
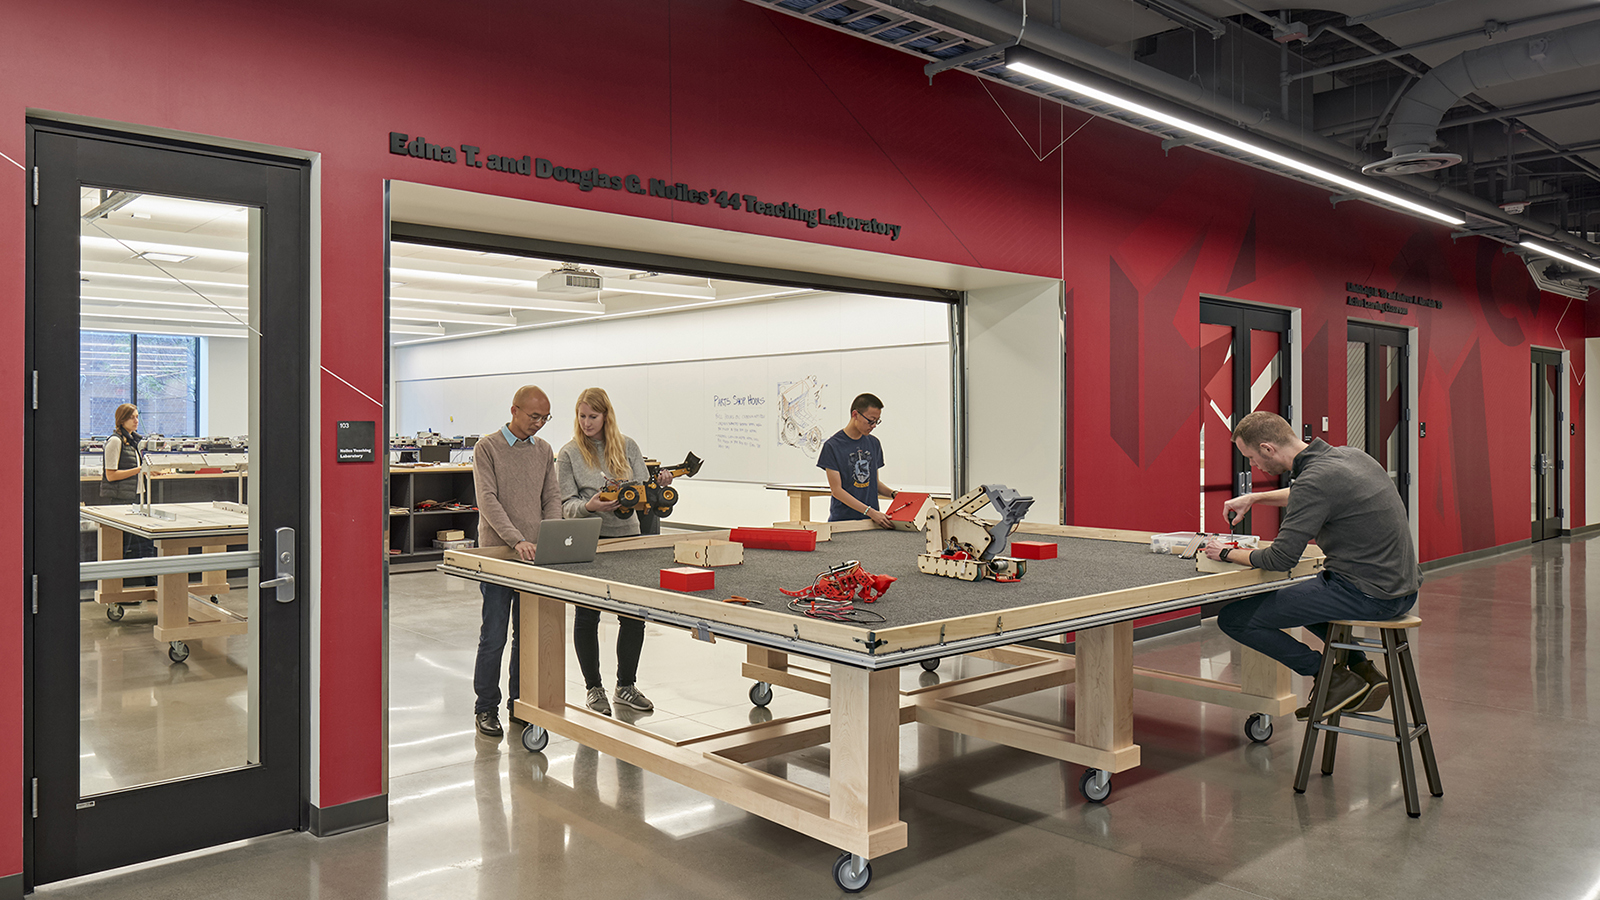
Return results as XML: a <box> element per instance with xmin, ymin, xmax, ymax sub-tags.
<box><xmin>1367</xmin><ymin>18</ymin><xmax>1600</xmax><ymax>176</ymax></box>
<box><xmin>1523</xmin><ymin>255</ymin><xmax>1594</xmax><ymax>300</ymax></box>
<box><xmin>877</xmin><ymin>0</ymin><xmax>1600</xmax><ymax>260</ymax></box>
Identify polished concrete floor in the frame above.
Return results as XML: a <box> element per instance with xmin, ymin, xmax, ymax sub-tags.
<box><xmin>80</xmin><ymin>589</ymin><xmax>253</xmax><ymax>793</ymax></box>
<box><xmin>41</xmin><ymin>534</ymin><xmax>1600</xmax><ymax>899</ymax></box>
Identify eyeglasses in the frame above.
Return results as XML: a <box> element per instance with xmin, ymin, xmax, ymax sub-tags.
<box><xmin>520</xmin><ymin>411</ymin><xmax>553</xmax><ymax>425</ymax></box>
<box><xmin>858</xmin><ymin>414</ymin><xmax>882</xmax><ymax>426</ymax></box>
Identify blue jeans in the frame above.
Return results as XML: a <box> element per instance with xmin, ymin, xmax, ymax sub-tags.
<box><xmin>1217</xmin><ymin>570</ymin><xmax>1416</xmax><ymax>676</ymax></box>
<box><xmin>474</xmin><ymin>582</ymin><xmax>519</xmax><ymax>714</ymax></box>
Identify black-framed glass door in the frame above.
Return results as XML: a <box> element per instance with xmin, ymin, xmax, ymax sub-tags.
<box><xmin>1532</xmin><ymin>348</ymin><xmax>1564</xmax><ymax>542</ymax></box>
<box><xmin>1199</xmin><ymin>299</ymin><xmax>1292</xmax><ymax>538</ymax></box>
<box><xmin>27</xmin><ymin>125</ymin><xmax>308</xmax><ymax>885</ymax></box>
<box><xmin>1346</xmin><ymin>321</ymin><xmax>1410</xmax><ymax>511</ymax></box>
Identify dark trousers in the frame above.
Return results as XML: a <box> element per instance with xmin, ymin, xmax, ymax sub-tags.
<box><xmin>122</xmin><ymin>532</ymin><xmax>156</xmax><ymax>588</ymax></box>
<box><xmin>574</xmin><ymin>606</ymin><xmax>645</xmax><ymax>690</ymax></box>
<box><xmin>473</xmin><ymin>582</ymin><xmax>519</xmax><ymax>714</ymax></box>
<box><xmin>1217</xmin><ymin>570</ymin><xmax>1416</xmax><ymax>676</ymax></box>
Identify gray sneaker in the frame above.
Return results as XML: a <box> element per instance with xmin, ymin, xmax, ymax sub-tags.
<box><xmin>615</xmin><ymin>684</ymin><xmax>654</xmax><ymax>711</ymax></box>
<box><xmin>585</xmin><ymin>686</ymin><xmax>612</xmax><ymax>717</ymax></box>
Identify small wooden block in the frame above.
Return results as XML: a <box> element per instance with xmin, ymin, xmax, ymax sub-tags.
<box><xmin>674</xmin><ymin>539</ymin><xmax>745</xmax><ymax>567</ymax></box>
<box><xmin>771</xmin><ymin>521</ymin><xmax>832</xmax><ymax>541</ymax></box>
<box><xmin>729</xmin><ymin>527</ymin><xmax>818</xmax><ymax>551</ymax></box>
<box><xmin>661</xmin><ymin>566</ymin><xmax>715</xmax><ymax>591</ymax></box>
<box><xmin>1010</xmin><ymin>540</ymin><xmax>1057</xmax><ymax>559</ymax></box>
<box><xmin>436</xmin><ymin>529</ymin><xmax>465</xmax><ymax>542</ymax></box>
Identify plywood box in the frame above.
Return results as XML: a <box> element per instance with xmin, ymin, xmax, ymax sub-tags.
<box><xmin>771</xmin><ymin>521</ymin><xmax>832</xmax><ymax>541</ymax></box>
<box><xmin>436</xmin><ymin>529</ymin><xmax>465</xmax><ymax>542</ymax></box>
<box><xmin>674</xmin><ymin>539</ymin><xmax>745</xmax><ymax>567</ymax></box>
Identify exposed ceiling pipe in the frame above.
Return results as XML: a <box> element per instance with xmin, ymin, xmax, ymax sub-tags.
<box><xmin>1288</xmin><ymin>7</ymin><xmax>1600</xmax><ymax>84</ymax></box>
<box><xmin>1372</xmin><ymin>18</ymin><xmax>1600</xmax><ymax>175</ymax></box>
<box><xmin>1346</xmin><ymin>0</ymin><xmax>1462</xmax><ymax>28</ymax></box>
<box><xmin>907</xmin><ymin>0</ymin><xmax>1600</xmax><ymax>261</ymax></box>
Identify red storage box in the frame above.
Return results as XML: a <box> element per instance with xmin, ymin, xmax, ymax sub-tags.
<box><xmin>1010</xmin><ymin>541</ymin><xmax>1057</xmax><ymax>560</ymax></box>
<box><xmin>728</xmin><ymin>527</ymin><xmax>818</xmax><ymax>551</ymax></box>
<box><xmin>660</xmin><ymin>566</ymin><xmax>715</xmax><ymax>591</ymax></box>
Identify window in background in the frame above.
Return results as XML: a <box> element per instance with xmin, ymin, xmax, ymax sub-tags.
<box><xmin>79</xmin><ymin>331</ymin><xmax>199</xmax><ymax>438</ymax></box>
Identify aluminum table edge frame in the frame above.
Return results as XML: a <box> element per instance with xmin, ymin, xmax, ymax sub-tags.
<box><xmin>437</xmin><ymin>563</ymin><xmax>1314</xmax><ymax>670</ymax></box>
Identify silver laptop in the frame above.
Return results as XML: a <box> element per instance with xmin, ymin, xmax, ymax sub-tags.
<box><xmin>534</xmin><ymin>517</ymin><xmax>603</xmax><ymax>565</ymax></box>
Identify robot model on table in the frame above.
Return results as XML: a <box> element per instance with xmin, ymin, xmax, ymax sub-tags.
<box><xmin>598</xmin><ymin>452</ymin><xmax>705</xmax><ymax>519</ymax></box>
<box><xmin>917</xmin><ymin>484</ymin><xmax>1034</xmax><ymax>582</ymax></box>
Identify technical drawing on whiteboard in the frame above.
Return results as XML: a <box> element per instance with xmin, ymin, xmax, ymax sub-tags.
<box><xmin>777</xmin><ymin>376</ymin><xmax>827</xmax><ymax>455</ymax></box>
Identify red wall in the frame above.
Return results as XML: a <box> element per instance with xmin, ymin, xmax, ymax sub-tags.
<box><xmin>0</xmin><ymin>0</ymin><xmax>1584</xmax><ymax>878</ymax></box>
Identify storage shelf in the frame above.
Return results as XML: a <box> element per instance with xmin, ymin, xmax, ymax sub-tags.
<box><xmin>388</xmin><ymin>466</ymin><xmax>477</xmax><ymax>565</ymax></box>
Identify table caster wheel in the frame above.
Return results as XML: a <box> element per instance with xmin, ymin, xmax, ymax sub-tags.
<box><xmin>1079</xmin><ymin>768</ymin><xmax>1111</xmax><ymax>803</ymax></box>
<box><xmin>920</xmin><ymin>658</ymin><xmax>940</xmax><ymax>672</ymax></box>
<box><xmin>168</xmin><ymin>641</ymin><xmax>190</xmax><ymax>663</ymax></box>
<box><xmin>1245</xmin><ymin>713</ymin><xmax>1273</xmax><ymax>743</ymax></box>
<box><xmin>106</xmin><ymin>604</ymin><xmax>126</xmax><ymax>622</ymax></box>
<box><xmin>832</xmin><ymin>852</ymin><xmax>872</xmax><ymax>893</ymax></box>
<box><xmin>521</xmin><ymin>724</ymin><xmax>549</xmax><ymax>753</ymax></box>
<box><xmin>749</xmin><ymin>682</ymin><xmax>773</xmax><ymax>708</ymax></box>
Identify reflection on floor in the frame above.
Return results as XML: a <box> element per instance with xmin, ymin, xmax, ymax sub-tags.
<box><xmin>41</xmin><ymin>535</ymin><xmax>1600</xmax><ymax>900</ymax></box>
<box><xmin>79</xmin><ymin>591</ymin><xmax>252</xmax><ymax>794</ymax></box>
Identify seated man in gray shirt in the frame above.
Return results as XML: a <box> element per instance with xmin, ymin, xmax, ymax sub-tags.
<box><xmin>470</xmin><ymin>385</ymin><xmax>562</xmax><ymax>737</ymax></box>
<box><xmin>1205</xmin><ymin>411</ymin><xmax>1420</xmax><ymax>718</ymax></box>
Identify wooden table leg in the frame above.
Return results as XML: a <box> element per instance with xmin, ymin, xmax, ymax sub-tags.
<box><xmin>828</xmin><ymin>664</ymin><xmax>899</xmax><ymax>842</ymax></box>
<box><xmin>94</xmin><ymin>523</ymin><xmax>123</xmax><ymax>603</ymax></box>
<box><xmin>789</xmin><ymin>492</ymin><xmax>809</xmax><ymax>523</ymax></box>
<box><xmin>747</xmin><ymin>646</ymin><xmax>788</xmax><ymax>673</ymax></box>
<box><xmin>518</xmin><ymin>592</ymin><xmax>566</xmax><ymax>717</ymax></box>
<box><xmin>1076</xmin><ymin>621</ymin><xmax>1134</xmax><ymax>758</ymax></box>
<box><xmin>1239</xmin><ymin>643</ymin><xmax>1295</xmax><ymax>705</ymax></box>
<box><xmin>156</xmin><ymin>539</ymin><xmax>189</xmax><ymax>635</ymax></box>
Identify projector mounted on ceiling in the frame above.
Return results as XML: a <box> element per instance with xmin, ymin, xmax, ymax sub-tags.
<box><xmin>536</xmin><ymin>264</ymin><xmax>604</xmax><ymax>294</ymax></box>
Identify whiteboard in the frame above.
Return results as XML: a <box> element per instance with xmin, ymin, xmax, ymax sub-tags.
<box><xmin>395</xmin><ymin>343</ymin><xmax>951</xmax><ymax>488</ymax></box>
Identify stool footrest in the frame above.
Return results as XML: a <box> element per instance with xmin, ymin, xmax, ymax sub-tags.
<box><xmin>1330</xmin><ymin>638</ymin><xmax>1409</xmax><ymax>653</ymax></box>
<box><xmin>1314</xmin><ymin>720</ymin><xmax>1430</xmax><ymax>744</ymax></box>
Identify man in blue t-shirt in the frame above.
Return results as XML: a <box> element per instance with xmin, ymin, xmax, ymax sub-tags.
<box><xmin>816</xmin><ymin>393</ymin><xmax>897</xmax><ymax>527</ymax></box>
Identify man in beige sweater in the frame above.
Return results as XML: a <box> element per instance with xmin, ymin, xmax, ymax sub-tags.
<box><xmin>470</xmin><ymin>385</ymin><xmax>561</xmax><ymax>737</ymax></box>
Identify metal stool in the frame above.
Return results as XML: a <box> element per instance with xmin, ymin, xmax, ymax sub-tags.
<box><xmin>1294</xmin><ymin>614</ymin><xmax>1442</xmax><ymax>817</ymax></box>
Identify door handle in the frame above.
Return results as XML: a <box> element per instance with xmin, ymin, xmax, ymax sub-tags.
<box><xmin>260</xmin><ymin>526</ymin><xmax>296</xmax><ymax>603</ymax></box>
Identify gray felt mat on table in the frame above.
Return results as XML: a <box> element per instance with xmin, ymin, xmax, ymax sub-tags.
<box><xmin>539</xmin><ymin>530</ymin><xmax>1210</xmax><ymax>627</ymax></box>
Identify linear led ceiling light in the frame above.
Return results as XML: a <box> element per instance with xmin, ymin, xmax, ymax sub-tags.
<box><xmin>1520</xmin><ymin>240</ymin><xmax>1600</xmax><ymax>278</ymax></box>
<box><xmin>1004</xmin><ymin>48</ymin><xmax>1465</xmax><ymax>227</ymax></box>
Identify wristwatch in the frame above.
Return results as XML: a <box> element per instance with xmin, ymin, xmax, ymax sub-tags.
<box><xmin>1220</xmin><ymin>548</ymin><xmax>1233</xmax><ymax>563</ymax></box>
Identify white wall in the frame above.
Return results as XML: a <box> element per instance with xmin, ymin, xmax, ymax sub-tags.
<box><xmin>202</xmin><ymin>336</ymin><xmax>249</xmax><ymax>437</ymax></box>
<box><xmin>391</xmin><ymin>292</ymin><xmax>952</xmax><ymax>527</ymax></box>
<box><xmin>965</xmin><ymin>283</ymin><xmax>1064</xmax><ymax>524</ymax></box>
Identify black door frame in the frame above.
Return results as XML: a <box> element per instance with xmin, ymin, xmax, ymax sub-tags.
<box><xmin>1199</xmin><ymin>298</ymin><xmax>1293</xmax><ymax>535</ymax></box>
<box><xmin>1346</xmin><ymin>321</ymin><xmax>1412</xmax><ymax>512</ymax></box>
<box><xmin>1531</xmin><ymin>347</ymin><xmax>1565</xmax><ymax>541</ymax></box>
<box><xmin>25</xmin><ymin>122</ymin><xmax>311</xmax><ymax>886</ymax></box>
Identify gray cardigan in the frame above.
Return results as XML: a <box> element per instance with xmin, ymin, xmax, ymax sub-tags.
<box><xmin>557</xmin><ymin>435</ymin><xmax>648</xmax><ymax>538</ymax></box>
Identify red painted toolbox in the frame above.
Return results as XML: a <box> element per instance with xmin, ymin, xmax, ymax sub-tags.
<box><xmin>1010</xmin><ymin>541</ymin><xmax>1057</xmax><ymax>560</ymax></box>
<box><xmin>728</xmin><ymin>527</ymin><xmax>818</xmax><ymax>551</ymax></box>
<box><xmin>660</xmin><ymin>566</ymin><xmax>715</xmax><ymax>591</ymax></box>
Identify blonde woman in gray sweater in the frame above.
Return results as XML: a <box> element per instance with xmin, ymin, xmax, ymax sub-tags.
<box><xmin>557</xmin><ymin>387</ymin><xmax>673</xmax><ymax>716</ymax></box>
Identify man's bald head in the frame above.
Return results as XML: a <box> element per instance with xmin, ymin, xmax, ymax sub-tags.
<box><xmin>508</xmin><ymin>385</ymin><xmax>553</xmax><ymax>440</ymax></box>
<box><xmin>512</xmin><ymin>385</ymin><xmax>548</xmax><ymax>408</ymax></box>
